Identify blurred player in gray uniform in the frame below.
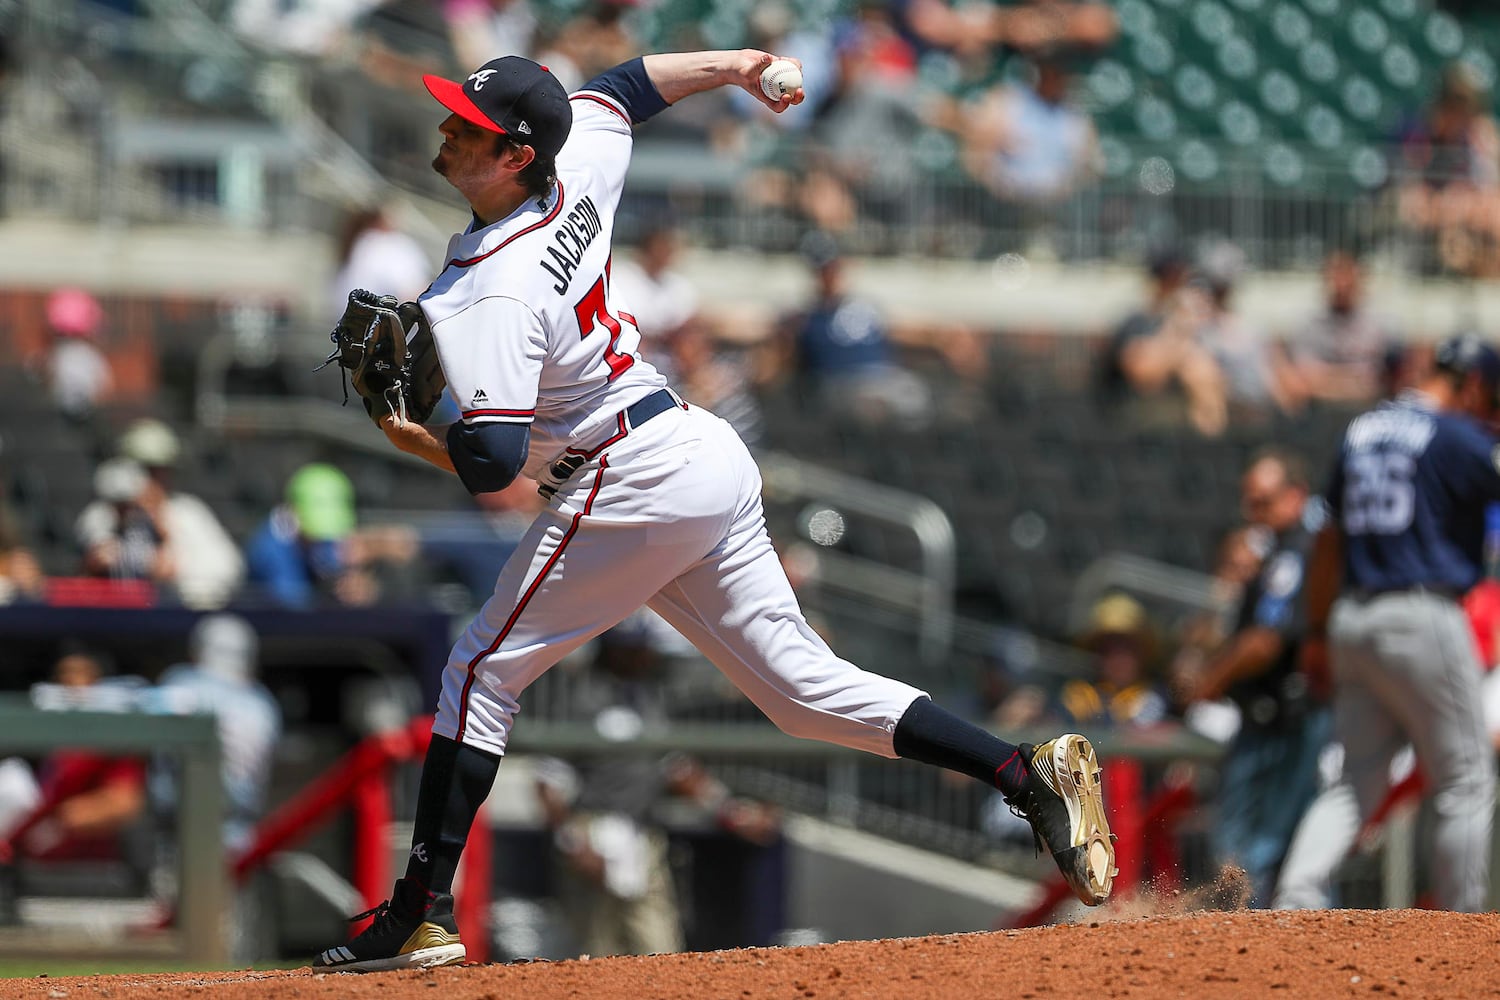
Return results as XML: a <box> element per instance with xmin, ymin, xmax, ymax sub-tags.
<box><xmin>1305</xmin><ymin>333</ymin><xmax>1500</xmax><ymax>911</ymax></box>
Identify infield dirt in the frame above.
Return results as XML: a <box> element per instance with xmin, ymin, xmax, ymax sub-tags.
<box><xmin>4</xmin><ymin>909</ymin><xmax>1499</xmax><ymax>1000</ymax></box>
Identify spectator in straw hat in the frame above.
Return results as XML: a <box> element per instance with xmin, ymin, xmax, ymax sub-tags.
<box><xmin>1058</xmin><ymin>593</ymin><xmax>1167</xmax><ymax>729</ymax></box>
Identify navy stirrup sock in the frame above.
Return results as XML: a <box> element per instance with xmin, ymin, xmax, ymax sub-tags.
<box><xmin>892</xmin><ymin>696</ymin><xmax>1028</xmax><ymax>798</ymax></box>
<box><xmin>403</xmin><ymin>734</ymin><xmax>502</xmax><ymax>897</ymax></box>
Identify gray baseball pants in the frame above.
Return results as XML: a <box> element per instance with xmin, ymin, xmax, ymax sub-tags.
<box><xmin>1330</xmin><ymin>589</ymin><xmax>1496</xmax><ymax>911</ymax></box>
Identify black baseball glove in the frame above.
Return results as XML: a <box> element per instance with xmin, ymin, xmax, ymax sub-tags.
<box><xmin>321</xmin><ymin>289</ymin><xmax>446</xmax><ymax>426</ymax></box>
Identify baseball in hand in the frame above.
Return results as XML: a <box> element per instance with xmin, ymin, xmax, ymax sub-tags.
<box><xmin>759</xmin><ymin>59</ymin><xmax>802</xmax><ymax>101</ymax></box>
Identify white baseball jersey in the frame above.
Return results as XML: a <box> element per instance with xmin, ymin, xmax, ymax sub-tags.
<box><xmin>420</xmin><ymin>75</ymin><xmax>926</xmax><ymax>765</ymax></box>
<box><xmin>419</xmin><ymin>89</ymin><xmax>666</xmax><ymax>481</ymax></box>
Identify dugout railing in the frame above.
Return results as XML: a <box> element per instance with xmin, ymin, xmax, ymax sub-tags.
<box><xmin>0</xmin><ymin>697</ymin><xmax>227</xmax><ymax>966</ymax></box>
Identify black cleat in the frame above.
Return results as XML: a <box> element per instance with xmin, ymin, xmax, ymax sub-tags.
<box><xmin>312</xmin><ymin>877</ymin><xmax>465</xmax><ymax>973</ymax></box>
<box><xmin>1005</xmin><ymin>734</ymin><xmax>1117</xmax><ymax>906</ymax></box>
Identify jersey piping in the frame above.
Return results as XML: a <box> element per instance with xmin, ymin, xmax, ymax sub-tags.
<box><xmin>445</xmin><ymin>182</ymin><xmax>567</xmax><ymax>270</ymax></box>
<box><xmin>570</xmin><ymin>92</ymin><xmax>630</xmax><ymax>125</ymax></box>
<box><xmin>455</xmin><ymin>456</ymin><xmax>610</xmax><ymax>739</ymax></box>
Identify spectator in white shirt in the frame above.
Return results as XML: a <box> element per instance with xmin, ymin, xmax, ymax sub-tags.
<box><xmin>118</xmin><ymin>419</ymin><xmax>244</xmax><ymax>609</ymax></box>
<box><xmin>1287</xmin><ymin>252</ymin><xmax>1396</xmax><ymax>404</ymax></box>
<box><xmin>612</xmin><ymin>222</ymin><xmax>699</xmax><ymax>381</ymax></box>
<box><xmin>329</xmin><ymin>207</ymin><xmax>433</xmax><ymax>320</ymax></box>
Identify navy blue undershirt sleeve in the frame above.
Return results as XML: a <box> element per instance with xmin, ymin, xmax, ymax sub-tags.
<box><xmin>1450</xmin><ymin>419</ymin><xmax>1500</xmax><ymax>502</ymax></box>
<box><xmin>446</xmin><ymin>422</ymin><xmax>531</xmax><ymax>494</ymax></box>
<box><xmin>581</xmin><ymin>57</ymin><xmax>670</xmax><ymax>124</ymax></box>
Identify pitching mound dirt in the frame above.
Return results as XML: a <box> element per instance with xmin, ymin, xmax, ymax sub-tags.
<box><xmin>7</xmin><ymin>909</ymin><xmax>1499</xmax><ymax>999</ymax></box>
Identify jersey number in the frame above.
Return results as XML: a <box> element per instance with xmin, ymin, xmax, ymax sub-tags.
<box><xmin>573</xmin><ymin>277</ymin><xmax>635</xmax><ymax>381</ymax></box>
<box><xmin>1344</xmin><ymin>451</ymin><xmax>1416</xmax><ymax>535</ymax></box>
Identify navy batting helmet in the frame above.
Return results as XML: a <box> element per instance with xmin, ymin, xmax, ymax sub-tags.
<box><xmin>1435</xmin><ymin>332</ymin><xmax>1500</xmax><ymax>411</ymax></box>
<box><xmin>1435</xmin><ymin>332</ymin><xmax>1500</xmax><ymax>386</ymax></box>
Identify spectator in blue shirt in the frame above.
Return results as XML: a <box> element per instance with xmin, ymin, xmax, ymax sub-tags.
<box><xmin>768</xmin><ymin>231</ymin><xmax>985</xmax><ymax>426</ymax></box>
<box><xmin>155</xmin><ymin>614</ymin><xmax>281</xmax><ymax>853</ymax></box>
<box><xmin>245</xmin><ymin>464</ymin><xmax>415</xmax><ymax>608</ymax></box>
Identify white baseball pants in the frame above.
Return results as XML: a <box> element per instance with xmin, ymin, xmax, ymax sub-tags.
<box><xmin>432</xmin><ymin>403</ymin><xmax>927</xmax><ymax>758</ymax></box>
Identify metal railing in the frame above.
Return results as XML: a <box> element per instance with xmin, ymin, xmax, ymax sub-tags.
<box><xmin>1069</xmin><ymin>552</ymin><xmax>1232</xmax><ymax>637</ymax></box>
<box><xmin>0</xmin><ymin>699</ymin><xmax>226</xmax><ymax>966</ymax></box>
<box><xmin>759</xmin><ymin>452</ymin><xmax>956</xmax><ymax>667</ymax></box>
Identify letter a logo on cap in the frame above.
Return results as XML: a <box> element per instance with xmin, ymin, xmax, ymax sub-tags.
<box><xmin>468</xmin><ymin>69</ymin><xmax>498</xmax><ymax>90</ymax></box>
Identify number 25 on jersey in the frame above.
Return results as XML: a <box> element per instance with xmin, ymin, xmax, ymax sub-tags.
<box><xmin>1344</xmin><ymin>451</ymin><xmax>1416</xmax><ymax>535</ymax></box>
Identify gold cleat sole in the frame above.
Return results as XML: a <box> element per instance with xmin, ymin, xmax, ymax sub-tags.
<box><xmin>1042</xmin><ymin>734</ymin><xmax>1118</xmax><ymax>905</ymax></box>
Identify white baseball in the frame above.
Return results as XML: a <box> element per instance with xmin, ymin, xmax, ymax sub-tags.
<box><xmin>760</xmin><ymin>59</ymin><xmax>803</xmax><ymax>101</ymax></box>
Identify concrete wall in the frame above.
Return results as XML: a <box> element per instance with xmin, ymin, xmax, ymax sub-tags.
<box><xmin>783</xmin><ymin>815</ymin><xmax>1042</xmax><ymax>942</ymax></box>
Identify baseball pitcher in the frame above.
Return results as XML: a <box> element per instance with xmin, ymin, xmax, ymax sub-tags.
<box><xmin>314</xmin><ymin>50</ymin><xmax>1115</xmax><ymax>971</ymax></box>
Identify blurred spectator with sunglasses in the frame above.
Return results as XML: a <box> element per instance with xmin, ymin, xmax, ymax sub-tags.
<box><xmin>1187</xmin><ymin>448</ymin><xmax>1329</xmax><ymax>906</ymax></box>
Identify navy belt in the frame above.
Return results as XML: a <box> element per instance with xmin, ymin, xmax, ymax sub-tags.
<box><xmin>624</xmin><ymin>388</ymin><xmax>679</xmax><ymax>430</ymax></box>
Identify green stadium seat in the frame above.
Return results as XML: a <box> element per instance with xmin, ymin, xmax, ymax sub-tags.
<box><xmin>1177</xmin><ymin>139</ymin><xmax>1223</xmax><ymax>180</ymax></box>
<box><xmin>1380</xmin><ymin>44</ymin><xmax>1422</xmax><ymax>90</ymax></box>
<box><xmin>1192</xmin><ymin>0</ymin><xmax>1236</xmax><ymax>43</ymax></box>
<box><xmin>1097</xmin><ymin>135</ymin><xmax>1137</xmax><ymax>179</ymax></box>
<box><xmin>1272</xmin><ymin>2</ymin><xmax>1314</xmax><ymax>47</ymax></box>
<box><xmin>1216</xmin><ymin>36</ymin><xmax>1259</xmax><ymax>81</ymax></box>
<box><xmin>1348</xmin><ymin>145</ymin><xmax>1390</xmax><ymax>188</ymax></box>
<box><xmin>1260</xmin><ymin>69</ymin><xmax>1303</xmax><ymax>117</ymax></box>
<box><xmin>1135</xmin><ymin>96</ymin><xmax>1180</xmax><ymax>141</ymax></box>
<box><xmin>1218</xmin><ymin>100</ymin><xmax>1263</xmax><ymax>144</ymax></box>
<box><xmin>1174</xmin><ymin>64</ymin><xmax>1218</xmax><ymax>113</ymax></box>
<box><xmin>1460</xmin><ymin>48</ymin><xmax>1496</xmax><ymax>90</ymax></box>
<box><xmin>1299</xmin><ymin>40</ymin><xmax>1342</xmax><ymax>88</ymax></box>
<box><xmin>1301</xmin><ymin>103</ymin><xmax>1349</xmax><ymax>149</ymax></box>
<box><xmin>1423</xmin><ymin>10</ymin><xmax>1467</xmax><ymax>58</ymax></box>
<box><xmin>1348</xmin><ymin>8</ymin><xmax>1392</xmax><ymax>53</ymax></box>
<box><xmin>1133</xmin><ymin>34</ymin><xmax>1176</xmax><ymax>77</ymax></box>
<box><xmin>1340</xmin><ymin>75</ymin><xmax>1384</xmax><ymax>123</ymax></box>
<box><xmin>1264</xmin><ymin>142</ymin><xmax>1306</xmax><ymax>185</ymax></box>
<box><xmin>1117</xmin><ymin>0</ymin><xmax>1158</xmax><ymax>38</ymax></box>
<box><xmin>1087</xmin><ymin>59</ymin><xmax>1137</xmax><ymax>109</ymax></box>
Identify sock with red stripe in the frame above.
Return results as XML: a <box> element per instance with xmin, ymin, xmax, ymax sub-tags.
<box><xmin>401</xmin><ymin>734</ymin><xmax>502</xmax><ymax>906</ymax></box>
<box><xmin>892</xmin><ymin>696</ymin><xmax>1027</xmax><ymax>799</ymax></box>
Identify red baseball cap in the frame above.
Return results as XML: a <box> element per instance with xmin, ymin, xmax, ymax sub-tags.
<box><xmin>423</xmin><ymin>56</ymin><xmax>573</xmax><ymax>158</ymax></box>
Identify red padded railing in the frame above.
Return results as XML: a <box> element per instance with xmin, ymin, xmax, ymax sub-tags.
<box><xmin>233</xmin><ymin>714</ymin><xmax>491</xmax><ymax>962</ymax></box>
